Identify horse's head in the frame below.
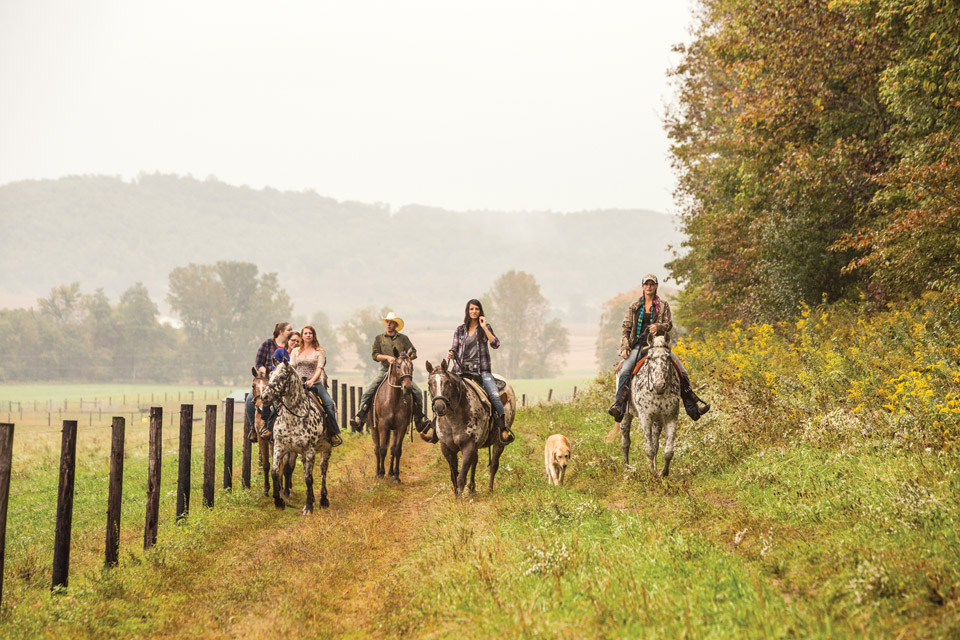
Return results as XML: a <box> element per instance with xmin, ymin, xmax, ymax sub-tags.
<box><xmin>391</xmin><ymin>347</ymin><xmax>415</xmax><ymax>395</ymax></box>
<box><xmin>425</xmin><ymin>358</ymin><xmax>460</xmax><ymax>417</ymax></box>
<box><xmin>645</xmin><ymin>332</ymin><xmax>673</xmax><ymax>394</ymax></box>
<box><xmin>251</xmin><ymin>367</ymin><xmax>270</xmax><ymax>408</ymax></box>
<box><xmin>262</xmin><ymin>359</ymin><xmax>296</xmax><ymax>405</ymax></box>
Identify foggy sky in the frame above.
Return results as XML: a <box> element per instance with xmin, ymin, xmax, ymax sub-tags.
<box><xmin>0</xmin><ymin>1</ymin><xmax>694</xmax><ymax>214</ymax></box>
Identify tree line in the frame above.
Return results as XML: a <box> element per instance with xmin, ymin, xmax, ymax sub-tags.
<box><xmin>0</xmin><ymin>263</ymin><xmax>569</xmax><ymax>383</ymax></box>
<box><xmin>667</xmin><ymin>0</ymin><xmax>960</xmax><ymax>327</ymax></box>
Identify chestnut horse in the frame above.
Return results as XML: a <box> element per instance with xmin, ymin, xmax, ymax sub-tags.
<box><xmin>370</xmin><ymin>348</ymin><xmax>414</xmax><ymax>482</ymax></box>
<box><xmin>425</xmin><ymin>359</ymin><xmax>516</xmax><ymax>496</ymax></box>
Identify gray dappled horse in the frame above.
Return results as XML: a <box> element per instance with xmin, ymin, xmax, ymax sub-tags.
<box><xmin>620</xmin><ymin>333</ymin><xmax>681</xmax><ymax>477</ymax></box>
<box><xmin>261</xmin><ymin>359</ymin><xmax>333</xmax><ymax>513</ymax></box>
<box><xmin>370</xmin><ymin>348</ymin><xmax>415</xmax><ymax>482</ymax></box>
<box><xmin>425</xmin><ymin>359</ymin><xmax>517</xmax><ymax>496</ymax></box>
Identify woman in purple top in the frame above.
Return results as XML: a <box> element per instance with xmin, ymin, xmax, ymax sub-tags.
<box><xmin>422</xmin><ymin>299</ymin><xmax>513</xmax><ymax>445</ymax></box>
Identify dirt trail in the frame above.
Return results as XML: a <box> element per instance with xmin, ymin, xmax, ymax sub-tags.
<box><xmin>156</xmin><ymin>434</ymin><xmax>447</xmax><ymax>639</ymax></box>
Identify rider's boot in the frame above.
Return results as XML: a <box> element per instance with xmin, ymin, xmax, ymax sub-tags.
<box><xmin>418</xmin><ymin>417</ymin><xmax>439</xmax><ymax>444</ymax></box>
<box><xmin>349</xmin><ymin>403</ymin><xmax>368</xmax><ymax>431</ymax></box>
<box><xmin>679</xmin><ymin>373</ymin><xmax>710</xmax><ymax>421</ymax></box>
<box><xmin>607</xmin><ymin>377</ymin><xmax>631</xmax><ymax>421</ymax></box>
<box><xmin>412</xmin><ymin>405</ymin><xmax>435</xmax><ymax>442</ymax></box>
<box><xmin>495</xmin><ymin>412</ymin><xmax>514</xmax><ymax>445</ymax></box>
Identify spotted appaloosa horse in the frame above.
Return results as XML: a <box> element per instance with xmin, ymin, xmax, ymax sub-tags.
<box><xmin>425</xmin><ymin>358</ymin><xmax>516</xmax><ymax>496</ymax></box>
<box><xmin>620</xmin><ymin>333</ymin><xmax>681</xmax><ymax>477</ymax></box>
<box><xmin>370</xmin><ymin>348</ymin><xmax>414</xmax><ymax>482</ymax></box>
<box><xmin>260</xmin><ymin>359</ymin><xmax>333</xmax><ymax>513</ymax></box>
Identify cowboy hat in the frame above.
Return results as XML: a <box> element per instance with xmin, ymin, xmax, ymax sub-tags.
<box><xmin>381</xmin><ymin>311</ymin><xmax>404</xmax><ymax>332</ymax></box>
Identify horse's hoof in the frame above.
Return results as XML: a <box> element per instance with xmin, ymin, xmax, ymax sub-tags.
<box><xmin>275</xmin><ymin>499</ymin><xmax>286</xmax><ymax>510</ymax></box>
<box><xmin>393</xmin><ymin>476</ymin><xmax>401</xmax><ymax>484</ymax></box>
<box><xmin>301</xmin><ymin>506</ymin><xmax>313</xmax><ymax>515</ymax></box>
<box><xmin>320</xmin><ymin>497</ymin><xmax>330</xmax><ymax>508</ymax></box>
<box><xmin>283</xmin><ymin>491</ymin><xmax>291</xmax><ymax>500</ymax></box>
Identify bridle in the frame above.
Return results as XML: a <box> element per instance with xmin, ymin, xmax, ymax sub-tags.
<box><xmin>264</xmin><ymin>363</ymin><xmax>310</xmax><ymax>419</ymax></box>
<box><xmin>385</xmin><ymin>356</ymin><xmax>414</xmax><ymax>389</ymax></box>
<box><xmin>643</xmin><ymin>343</ymin><xmax>673</xmax><ymax>392</ymax></box>
<box><xmin>431</xmin><ymin>369</ymin><xmax>463</xmax><ymax>413</ymax></box>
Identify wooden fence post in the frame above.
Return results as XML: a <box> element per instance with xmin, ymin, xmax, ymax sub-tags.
<box><xmin>144</xmin><ymin>407</ymin><xmax>162</xmax><ymax>550</ymax></box>
<box><xmin>340</xmin><ymin>383</ymin><xmax>347</xmax><ymax>431</ymax></box>
<box><xmin>573</xmin><ymin>386</ymin><xmax>577</xmax><ymax>399</ymax></box>
<box><xmin>548</xmin><ymin>389</ymin><xmax>553</xmax><ymax>402</ymax></box>
<box><xmin>0</xmin><ymin>423</ymin><xmax>14</xmax><ymax>608</ymax></box>
<box><xmin>223</xmin><ymin>398</ymin><xmax>233</xmax><ymax>491</ymax></box>
<box><xmin>105</xmin><ymin>417</ymin><xmax>125</xmax><ymax>567</ymax></box>
<box><xmin>423</xmin><ymin>390</ymin><xmax>429</xmax><ymax>418</ymax></box>
<box><xmin>52</xmin><ymin>420</ymin><xmax>78</xmax><ymax>591</ymax></box>
<box><xmin>349</xmin><ymin>386</ymin><xmax>356</xmax><ymax>419</ymax></box>
<box><xmin>176</xmin><ymin>405</ymin><xmax>192</xmax><ymax>521</ymax></box>
<box><xmin>522</xmin><ymin>394</ymin><xmax>526</xmax><ymax>408</ymax></box>
<box><xmin>332</xmin><ymin>379</ymin><xmax>338</xmax><ymax>411</ymax></box>
<box><xmin>242</xmin><ymin>394</ymin><xmax>251</xmax><ymax>489</ymax></box>
<box><xmin>203</xmin><ymin>405</ymin><xmax>216</xmax><ymax>508</ymax></box>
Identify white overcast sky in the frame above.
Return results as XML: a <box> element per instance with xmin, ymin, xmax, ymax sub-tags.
<box><xmin>0</xmin><ymin>1</ymin><xmax>694</xmax><ymax>213</ymax></box>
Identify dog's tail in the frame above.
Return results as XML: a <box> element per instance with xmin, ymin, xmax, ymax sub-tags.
<box><xmin>604</xmin><ymin>424</ymin><xmax>620</xmax><ymax>443</ymax></box>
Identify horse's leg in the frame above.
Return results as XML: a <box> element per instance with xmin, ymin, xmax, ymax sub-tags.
<box><xmin>440</xmin><ymin>442</ymin><xmax>459</xmax><ymax>492</ymax></box>
<box><xmin>642</xmin><ymin>415</ymin><xmax>659</xmax><ymax>475</ymax></box>
<box><xmin>661</xmin><ymin>415</ymin><xmax>677</xmax><ymax>477</ymax></box>
<box><xmin>390</xmin><ymin>426</ymin><xmax>404</xmax><ymax>484</ymax></box>
<box><xmin>620</xmin><ymin>413</ymin><xmax>633</xmax><ymax>466</ymax></box>
<box><xmin>319</xmin><ymin>447</ymin><xmax>330</xmax><ymax>508</ymax></box>
<box><xmin>258</xmin><ymin>435</ymin><xmax>271</xmax><ymax>496</ymax></box>
<box><xmin>283</xmin><ymin>453</ymin><xmax>294</xmax><ymax>499</ymax></box>
<box><xmin>456</xmin><ymin>441</ymin><xmax>478</xmax><ymax>497</ymax></box>
<box><xmin>271</xmin><ymin>443</ymin><xmax>286</xmax><ymax>510</ymax></box>
<box><xmin>468</xmin><ymin>453</ymin><xmax>477</xmax><ymax>493</ymax></box>
<box><xmin>301</xmin><ymin>449</ymin><xmax>316</xmax><ymax>515</ymax></box>
<box><xmin>379</xmin><ymin>421</ymin><xmax>391</xmax><ymax>479</ymax></box>
<box><xmin>488</xmin><ymin>443</ymin><xmax>504</xmax><ymax>492</ymax></box>
<box><xmin>370</xmin><ymin>423</ymin><xmax>384</xmax><ymax>478</ymax></box>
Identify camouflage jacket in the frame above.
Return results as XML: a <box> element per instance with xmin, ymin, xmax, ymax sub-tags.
<box><xmin>619</xmin><ymin>295</ymin><xmax>672</xmax><ymax>353</ymax></box>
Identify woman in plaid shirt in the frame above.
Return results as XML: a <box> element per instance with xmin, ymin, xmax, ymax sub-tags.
<box><xmin>422</xmin><ymin>299</ymin><xmax>514</xmax><ymax>445</ymax></box>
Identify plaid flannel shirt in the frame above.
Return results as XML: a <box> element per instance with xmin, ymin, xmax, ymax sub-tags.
<box><xmin>254</xmin><ymin>338</ymin><xmax>280</xmax><ymax>372</ymax></box>
<box><xmin>449</xmin><ymin>323</ymin><xmax>500</xmax><ymax>374</ymax></box>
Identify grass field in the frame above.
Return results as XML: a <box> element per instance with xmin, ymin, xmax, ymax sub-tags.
<box><xmin>1</xmin><ymin>374</ymin><xmax>957</xmax><ymax>637</ymax></box>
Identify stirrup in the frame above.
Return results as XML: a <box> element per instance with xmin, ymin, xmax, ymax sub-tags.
<box><xmin>330</xmin><ymin>433</ymin><xmax>343</xmax><ymax>447</ymax></box>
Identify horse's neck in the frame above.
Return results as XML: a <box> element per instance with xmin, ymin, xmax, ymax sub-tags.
<box><xmin>284</xmin><ymin>375</ymin><xmax>305</xmax><ymax>407</ymax></box>
<box><xmin>450</xmin><ymin>379</ymin><xmax>483</xmax><ymax>421</ymax></box>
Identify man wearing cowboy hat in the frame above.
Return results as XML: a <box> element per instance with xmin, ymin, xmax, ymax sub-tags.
<box><xmin>349</xmin><ymin>311</ymin><xmax>430</xmax><ymax>431</ymax></box>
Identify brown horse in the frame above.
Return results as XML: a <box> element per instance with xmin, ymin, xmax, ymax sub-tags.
<box><xmin>425</xmin><ymin>359</ymin><xmax>517</xmax><ymax>496</ymax></box>
<box><xmin>251</xmin><ymin>370</ymin><xmax>294</xmax><ymax>498</ymax></box>
<box><xmin>370</xmin><ymin>348</ymin><xmax>414</xmax><ymax>482</ymax></box>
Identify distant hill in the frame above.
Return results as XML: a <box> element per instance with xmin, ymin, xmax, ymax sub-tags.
<box><xmin>0</xmin><ymin>174</ymin><xmax>683</xmax><ymax>323</ymax></box>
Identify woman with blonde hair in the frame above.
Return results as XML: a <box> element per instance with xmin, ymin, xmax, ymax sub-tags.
<box><xmin>290</xmin><ymin>325</ymin><xmax>342</xmax><ymax>445</ymax></box>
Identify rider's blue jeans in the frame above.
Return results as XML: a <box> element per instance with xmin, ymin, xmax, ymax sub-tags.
<box><xmin>306</xmin><ymin>383</ymin><xmax>341</xmax><ymax>436</ymax></box>
<box><xmin>480</xmin><ymin>372</ymin><xmax>505</xmax><ymax>417</ymax></box>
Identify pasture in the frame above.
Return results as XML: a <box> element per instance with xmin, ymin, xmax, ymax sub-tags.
<box><xmin>1</xmin><ymin>369</ymin><xmax>958</xmax><ymax>638</ymax></box>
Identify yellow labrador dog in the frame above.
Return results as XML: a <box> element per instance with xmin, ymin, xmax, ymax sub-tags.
<box><xmin>544</xmin><ymin>434</ymin><xmax>572</xmax><ymax>486</ymax></box>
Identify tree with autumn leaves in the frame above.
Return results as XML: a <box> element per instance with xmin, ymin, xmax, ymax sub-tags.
<box><xmin>667</xmin><ymin>0</ymin><xmax>960</xmax><ymax>328</ymax></box>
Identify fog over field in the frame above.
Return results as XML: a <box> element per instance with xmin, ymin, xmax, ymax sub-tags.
<box><xmin>0</xmin><ymin>1</ymin><xmax>692</xmax><ymax>379</ymax></box>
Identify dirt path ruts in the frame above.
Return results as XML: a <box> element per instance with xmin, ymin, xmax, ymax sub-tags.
<box><xmin>154</xmin><ymin>434</ymin><xmax>446</xmax><ymax>639</ymax></box>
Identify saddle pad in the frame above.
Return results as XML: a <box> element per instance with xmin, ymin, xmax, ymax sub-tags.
<box><xmin>463</xmin><ymin>377</ymin><xmax>491</xmax><ymax>413</ymax></box>
<box><xmin>491</xmin><ymin>373</ymin><xmax>507</xmax><ymax>391</ymax></box>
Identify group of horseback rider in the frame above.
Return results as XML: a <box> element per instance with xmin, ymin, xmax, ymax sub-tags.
<box><xmin>246</xmin><ymin>275</ymin><xmax>709</xmax><ymax>450</ymax></box>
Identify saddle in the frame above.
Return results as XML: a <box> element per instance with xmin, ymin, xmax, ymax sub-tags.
<box><xmin>461</xmin><ymin>376</ymin><xmax>510</xmax><ymax>413</ymax></box>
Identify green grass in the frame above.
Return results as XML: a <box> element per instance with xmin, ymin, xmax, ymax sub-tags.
<box><xmin>2</xmin><ymin>373</ymin><xmax>958</xmax><ymax>637</ymax></box>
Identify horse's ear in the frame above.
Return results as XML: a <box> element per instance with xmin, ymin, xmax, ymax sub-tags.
<box><xmin>426</xmin><ymin>360</ymin><xmax>433</xmax><ymax>374</ymax></box>
<box><xmin>441</xmin><ymin>358</ymin><xmax>449</xmax><ymax>371</ymax></box>
<box><xmin>272</xmin><ymin>357</ymin><xmax>279</xmax><ymax>367</ymax></box>
<box><xmin>251</xmin><ymin>367</ymin><xmax>257</xmax><ymax>378</ymax></box>
<box><xmin>406</xmin><ymin>347</ymin><xmax>415</xmax><ymax>357</ymax></box>
<box><xmin>393</xmin><ymin>347</ymin><xmax>400</xmax><ymax>358</ymax></box>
